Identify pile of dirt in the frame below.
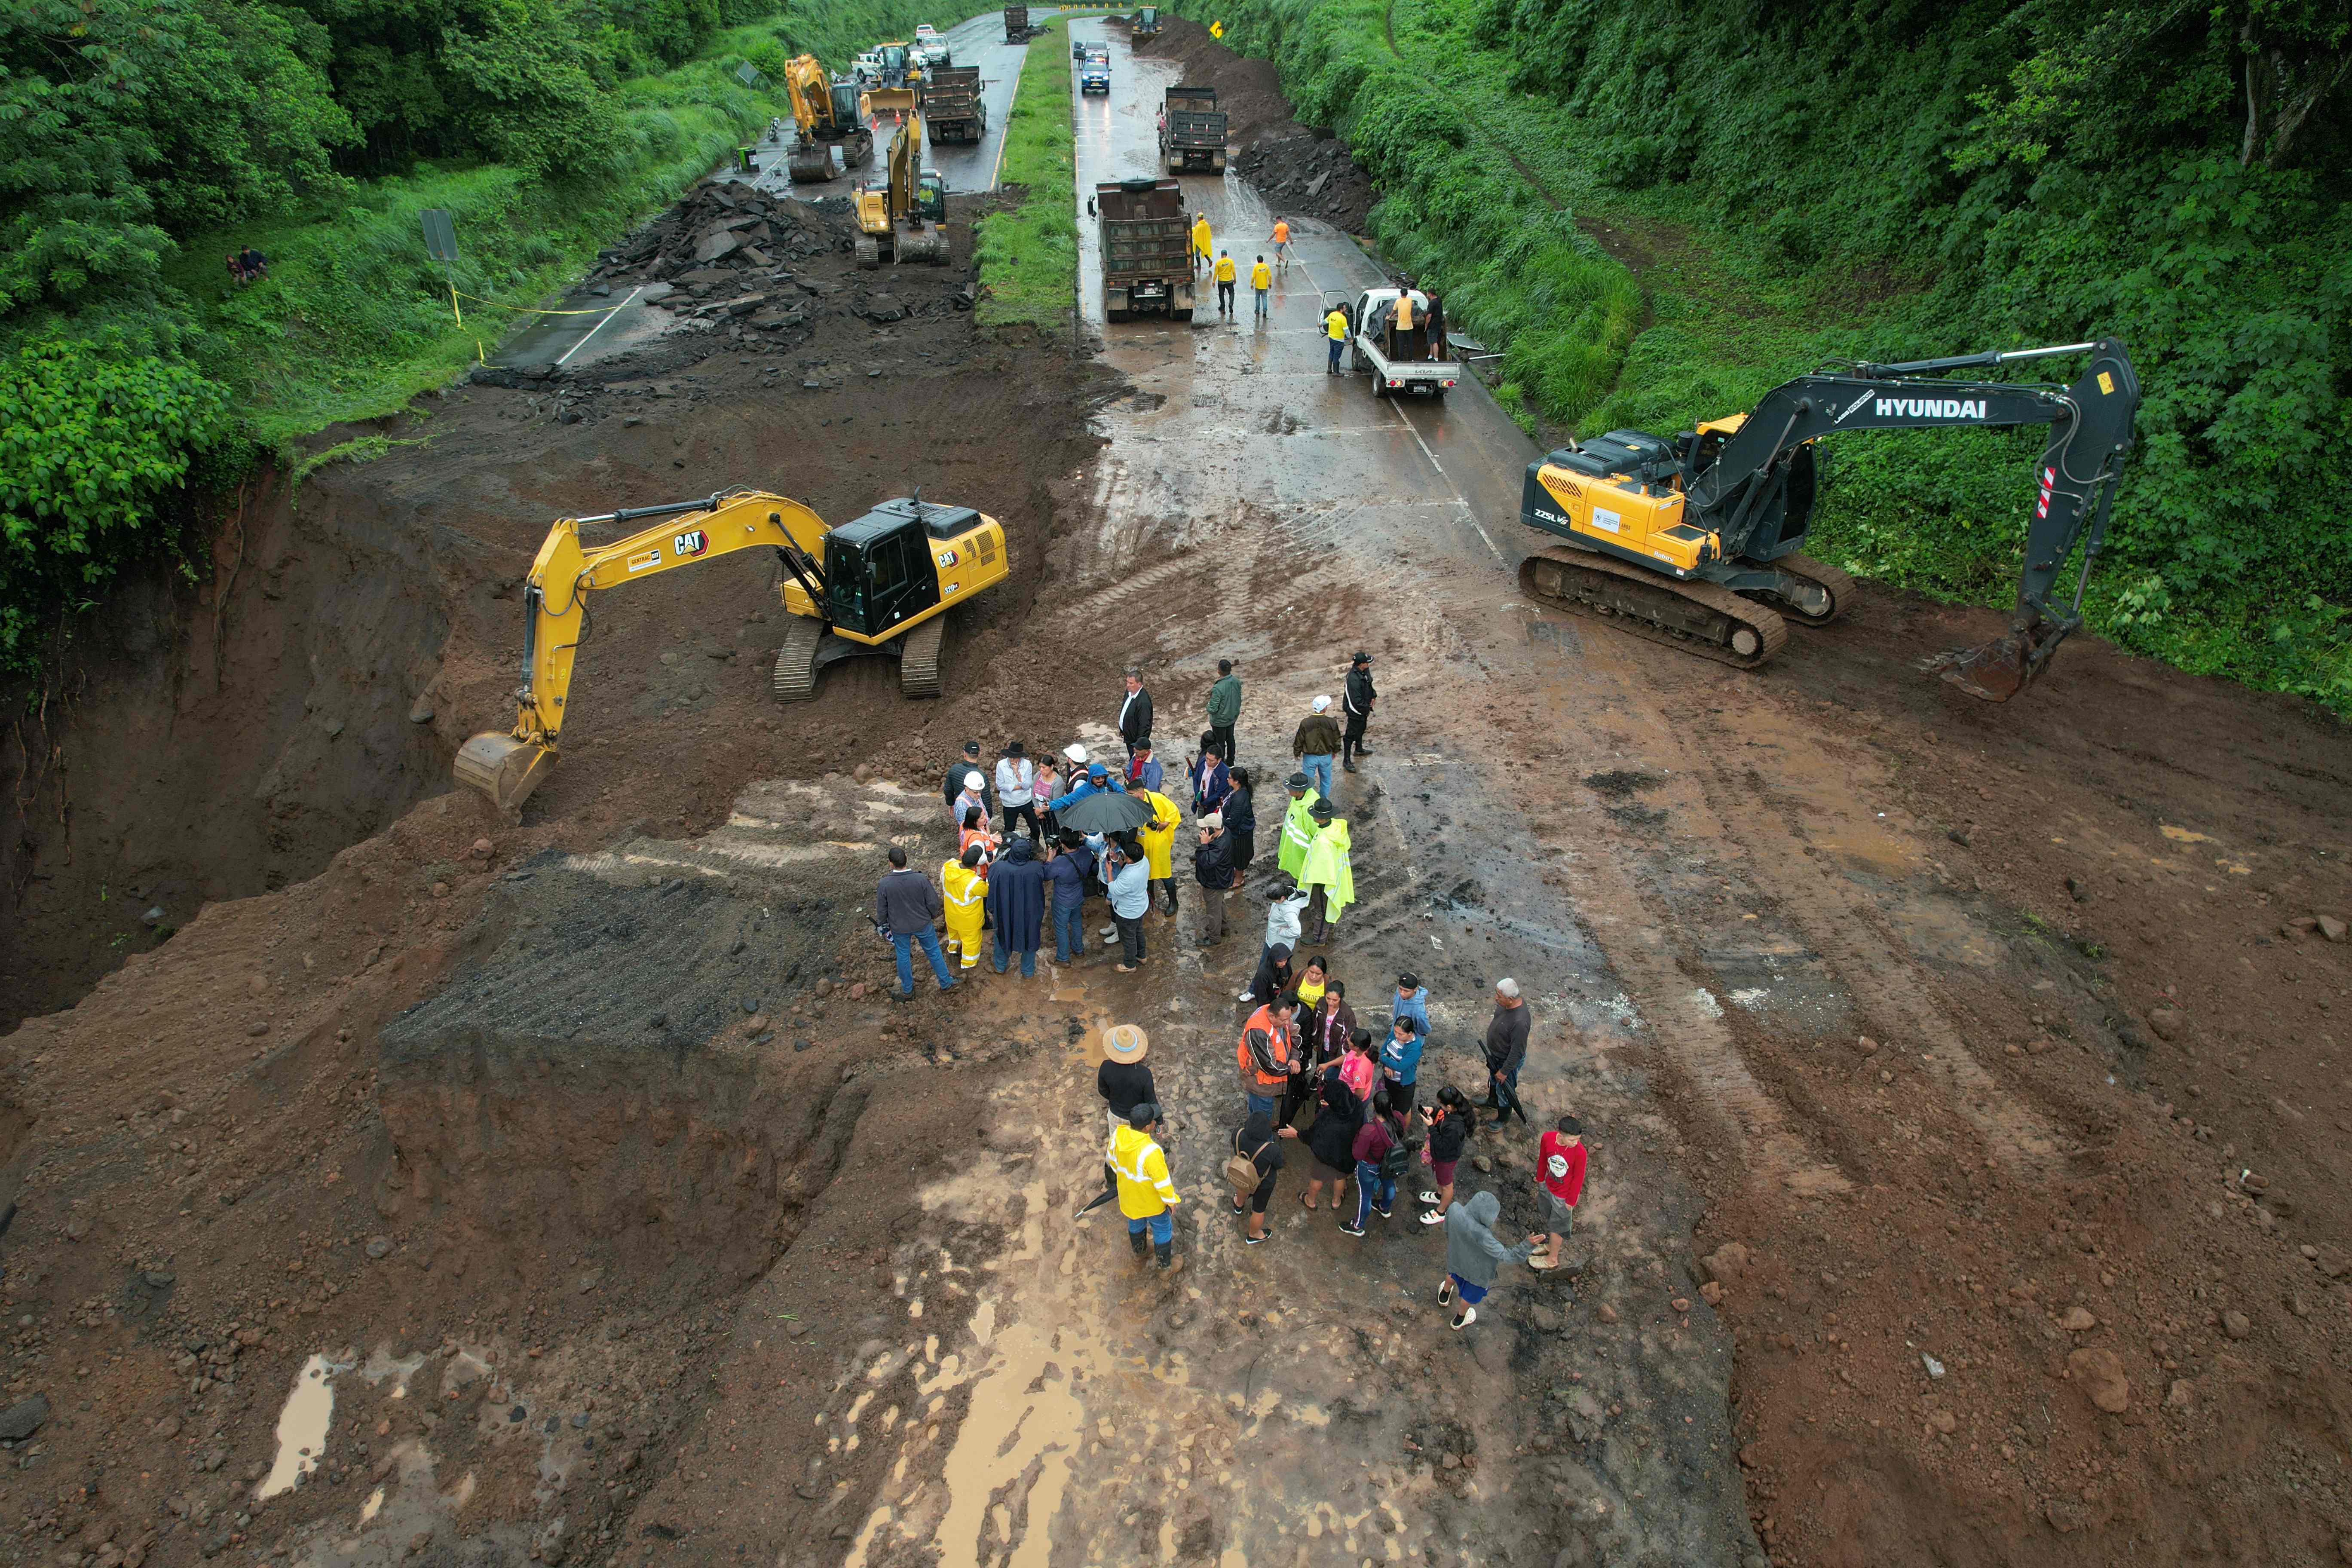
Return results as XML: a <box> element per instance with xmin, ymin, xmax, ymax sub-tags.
<box><xmin>1138</xmin><ymin>17</ymin><xmax>1378</xmax><ymax>229</ymax></box>
<box><xmin>1234</xmin><ymin>132</ymin><xmax>1378</xmax><ymax>231</ymax></box>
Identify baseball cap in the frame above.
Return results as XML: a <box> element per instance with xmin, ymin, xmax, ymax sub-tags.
<box><xmin>1311</xmin><ymin>695</ymin><xmax>1332</xmax><ymax>713</ymax></box>
<box><xmin>1200</xmin><ymin>812</ymin><xmax>1223</xmax><ymax>830</ymax></box>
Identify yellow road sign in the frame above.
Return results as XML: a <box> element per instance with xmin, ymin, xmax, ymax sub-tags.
<box><xmin>1210</xmin><ymin>19</ymin><xmax>1224</xmax><ymax>36</ymax></box>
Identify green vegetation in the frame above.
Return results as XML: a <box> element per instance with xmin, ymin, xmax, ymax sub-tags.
<box><xmin>1172</xmin><ymin>0</ymin><xmax>2352</xmax><ymax>711</ymax></box>
<box><xmin>0</xmin><ymin>0</ymin><xmax>982</xmax><ymax>675</ymax></box>
<box><xmin>974</xmin><ymin>17</ymin><xmax>1079</xmax><ymax>329</ymax></box>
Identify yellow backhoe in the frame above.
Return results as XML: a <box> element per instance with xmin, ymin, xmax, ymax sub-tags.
<box><xmin>783</xmin><ymin>53</ymin><xmax>872</xmax><ymax>182</ymax></box>
<box><xmin>454</xmin><ymin>488</ymin><xmax>1009</xmax><ymax>812</ymax></box>
<box><xmin>854</xmin><ymin>113</ymin><xmax>950</xmax><ymax>269</ymax></box>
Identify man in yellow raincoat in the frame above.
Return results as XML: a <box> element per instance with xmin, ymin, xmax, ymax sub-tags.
<box><xmin>1191</xmin><ymin>212</ymin><xmax>1213</xmax><ymax>277</ymax></box>
<box><xmin>1137</xmin><ymin>787</ymin><xmax>1181</xmax><ymax>917</ymax></box>
<box><xmin>1110</xmin><ymin>1102</ymin><xmax>1182</xmax><ymax>1271</ymax></box>
<box><xmin>1298</xmin><ymin>798</ymin><xmax>1353</xmax><ymax>943</ymax></box>
<box><xmin>1277</xmin><ymin>771</ymin><xmax>1320</xmax><ymax>881</ymax></box>
<box><xmin>941</xmin><ymin>843</ymin><xmax>990</xmax><ymax>969</ymax></box>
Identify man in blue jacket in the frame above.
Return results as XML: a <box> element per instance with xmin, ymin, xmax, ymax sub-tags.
<box><xmin>1044</xmin><ymin>834</ymin><xmax>1093</xmax><ymax>962</ymax></box>
<box><xmin>1378</xmin><ymin>1014</ymin><xmax>1424</xmax><ymax>1122</ymax></box>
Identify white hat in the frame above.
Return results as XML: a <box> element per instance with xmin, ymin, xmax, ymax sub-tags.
<box><xmin>965</xmin><ymin>771</ymin><xmax>984</xmax><ymax>791</ymax></box>
<box><xmin>1200</xmin><ymin>812</ymin><xmax>1223</xmax><ymax>830</ymax></box>
<box><xmin>1065</xmin><ymin>743</ymin><xmax>1089</xmax><ymax>764</ymax></box>
<box><xmin>1311</xmin><ymin>695</ymin><xmax>1332</xmax><ymax>713</ymax></box>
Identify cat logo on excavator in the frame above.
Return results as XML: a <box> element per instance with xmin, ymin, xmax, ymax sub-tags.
<box><xmin>674</xmin><ymin>529</ymin><xmax>708</xmax><ymax>557</ymax></box>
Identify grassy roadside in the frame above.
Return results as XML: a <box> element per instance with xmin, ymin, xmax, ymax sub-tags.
<box><xmin>973</xmin><ymin>18</ymin><xmax>1079</xmax><ymax>330</ymax></box>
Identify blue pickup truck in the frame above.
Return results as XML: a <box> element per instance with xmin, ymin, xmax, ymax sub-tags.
<box><xmin>1080</xmin><ymin>46</ymin><xmax>1111</xmax><ymax>94</ymax></box>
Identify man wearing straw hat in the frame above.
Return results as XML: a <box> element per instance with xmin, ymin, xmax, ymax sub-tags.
<box><xmin>1097</xmin><ymin>1024</ymin><xmax>1156</xmax><ymax>1137</ymax></box>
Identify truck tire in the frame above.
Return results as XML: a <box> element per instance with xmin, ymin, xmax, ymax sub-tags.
<box><xmin>1170</xmin><ymin>307</ymin><xmax>1194</xmax><ymax>322</ymax></box>
<box><xmin>1108</xmin><ymin>309</ymin><xmax>1131</xmax><ymax>323</ymax></box>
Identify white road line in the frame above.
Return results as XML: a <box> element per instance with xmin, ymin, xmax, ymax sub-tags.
<box><xmin>1388</xmin><ymin>400</ymin><xmax>1505</xmax><ymax>563</ymax></box>
<box><xmin>554</xmin><ymin>285</ymin><xmax>643</xmax><ymax>368</ymax></box>
<box><xmin>987</xmin><ymin>44</ymin><xmax>1028</xmax><ymax>190</ymax></box>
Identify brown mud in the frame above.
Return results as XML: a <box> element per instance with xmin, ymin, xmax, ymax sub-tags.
<box><xmin>0</xmin><ymin>34</ymin><xmax>2349</xmax><ymax>1568</ymax></box>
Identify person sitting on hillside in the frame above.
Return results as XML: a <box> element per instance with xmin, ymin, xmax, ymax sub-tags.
<box><xmin>230</xmin><ymin>247</ymin><xmax>269</xmax><ymax>284</ymax></box>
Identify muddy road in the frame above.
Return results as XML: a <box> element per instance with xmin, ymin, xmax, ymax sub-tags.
<box><xmin>0</xmin><ymin>12</ymin><xmax>2349</xmax><ymax>1568</ymax></box>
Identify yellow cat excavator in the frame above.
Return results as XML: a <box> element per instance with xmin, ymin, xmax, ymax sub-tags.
<box><xmin>854</xmin><ymin>112</ymin><xmax>950</xmax><ymax>268</ymax></box>
<box><xmin>783</xmin><ymin>53</ymin><xmax>872</xmax><ymax>182</ymax></box>
<box><xmin>1516</xmin><ymin>339</ymin><xmax>2141</xmax><ymax>700</ymax></box>
<box><xmin>454</xmin><ymin>488</ymin><xmax>1009</xmax><ymax>812</ymax></box>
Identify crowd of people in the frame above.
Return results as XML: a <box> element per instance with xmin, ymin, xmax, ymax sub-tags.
<box><xmin>868</xmin><ymin>650</ymin><xmax>1589</xmax><ymax>1326</ymax></box>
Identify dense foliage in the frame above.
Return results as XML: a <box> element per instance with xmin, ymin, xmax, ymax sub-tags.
<box><xmin>0</xmin><ymin>0</ymin><xmax>962</xmax><ymax>675</ymax></box>
<box><xmin>1175</xmin><ymin>0</ymin><xmax>2352</xmax><ymax>709</ymax></box>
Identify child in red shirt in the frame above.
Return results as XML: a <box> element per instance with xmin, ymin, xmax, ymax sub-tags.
<box><xmin>1534</xmin><ymin>1115</ymin><xmax>1586</xmax><ymax>1270</ymax></box>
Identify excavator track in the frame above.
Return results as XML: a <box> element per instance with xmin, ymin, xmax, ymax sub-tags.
<box><xmin>1765</xmin><ymin>552</ymin><xmax>1859</xmax><ymax>626</ymax></box>
<box><xmin>772</xmin><ymin>617</ymin><xmax>824</xmax><ymax>703</ymax></box>
<box><xmin>854</xmin><ymin>235</ymin><xmax>882</xmax><ymax>270</ymax></box>
<box><xmin>898</xmin><ymin>616</ymin><xmax>946</xmax><ymax>699</ymax></box>
<box><xmin>1519</xmin><ymin>545</ymin><xmax>1790</xmax><ymax>671</ymax></box>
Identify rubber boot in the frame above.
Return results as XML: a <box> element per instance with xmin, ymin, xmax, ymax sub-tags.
<box><xmin>1130</xmin><ymin>1229</ymin><xmax>1150</xmax><ymax>1260</ymax></box>
<box><xmin>1155</xmin><ymin>1240</ymin><xmax>1181</xmax><ymax>1274</ymax></box>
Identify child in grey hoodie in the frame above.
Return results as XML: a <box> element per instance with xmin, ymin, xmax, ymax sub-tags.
<box><xmin>1436</xmin><ymin>1190</ymin><xmax>1540</xmax><ymax>1330</ymax></box>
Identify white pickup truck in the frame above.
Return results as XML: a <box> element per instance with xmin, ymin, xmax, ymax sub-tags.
<box><xmin>1348</xmin><ymin>285</ymin><xmax>1461</xmax><ymax>400</ymax></box>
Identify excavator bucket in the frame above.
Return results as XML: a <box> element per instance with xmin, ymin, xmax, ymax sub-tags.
<box><xmin>787</xmin><ymin>143</ymin><xmax>836</xmax><ymax>182</ymax></box>
<box><xmin>453</xmin><ymin>732</ymin><xmax>558</xmax><ymax>812</ymax></box>
<box><xmin>1923</xmin><ymin>616</ymin><xmax>2071</xmax><ymax>703</ymax></box>
<box><xmin>862</xmin><ymin>86</ymin><xmax>916</xmax><ymax>117</ymax></box>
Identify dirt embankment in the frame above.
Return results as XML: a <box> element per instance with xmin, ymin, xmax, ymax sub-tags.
<box><xmin>0</xmin><ymin>160</ymin><xmax>1117</xmax><ymax>1566</ymax></box>
<box><xmin>0</xmin><ymin>183</ymin><xmax>1107</xmax><ymax>1035</ymax></box>
<box><xmin>1136</xmin><ymin>18</ymin><xmax>1379</xmax><ymax>230</ymax></box>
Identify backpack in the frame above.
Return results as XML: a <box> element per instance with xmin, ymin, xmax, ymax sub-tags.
<box><xmin>1377</xmin><ymin>1134</ymin><xmax>1421</xmax><ymax>1182</ymax></box>
<box><xmin>1225</xmin><ymin>1129</ymin><xmax>1270</xmax><ymax>1195</ymax></box>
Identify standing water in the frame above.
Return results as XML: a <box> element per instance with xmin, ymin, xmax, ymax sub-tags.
<box><xmin>258</xmin><ymin>1354</ymin><xmax>347</xmax><ymax>1499</ymax></box>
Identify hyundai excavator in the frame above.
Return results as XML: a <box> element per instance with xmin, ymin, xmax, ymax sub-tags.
<box><xmin>453</xmin><ymin>489</ymin><xmax>1009</xmax><ymax>812</ymax></box>
<box><xmin>1516</xmin><ymin>339</ymin><xmax>2141</xmax><ymax>700</ymax></box>
<box><xmin>854</xmin><ymin>113</ymin><xmax>950</xmax><ymax>268</ymax></box>
<box><xmin>783</xmin><ymin>53</ymin><xmax>872</xmax><ymax>182</ymax></box>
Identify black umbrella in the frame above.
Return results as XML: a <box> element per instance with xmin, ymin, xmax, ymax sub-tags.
<box><xmin>1052</xmin><ymin>788</ymin><xmax>1155</xmax><ymax>836</ymax></box>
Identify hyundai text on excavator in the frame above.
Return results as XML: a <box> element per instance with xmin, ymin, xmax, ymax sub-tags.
<box><xmin>453</xmin><ymin>489</ymin><xmax>1009</xmax><ymax>812</ymax></box>
<box><xmin>783</xmin><ymin>54</ymin><xmax>872</xmax><ymax>183</ymax></box>
<box><xmin>1516</xmin><ymin>339</ymin><xmax>2140</xmax><ymax>700</ymax></box>
<box><xmin>854</xmin><ymin>112</ymin><xmax>950</xmax><ymax>269</ymax></box>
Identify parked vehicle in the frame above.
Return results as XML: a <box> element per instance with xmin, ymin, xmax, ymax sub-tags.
<box><xmin>1158</xmin><ymin>85</ymin><xmax>1227</xmax><ymax>173</ymax></box>
<box><xmin>1096</xmin><ymin>179</ymin><xmax>1194</xmax><ymax>322</ymax></box>
<box><xmin>1347</xmin><ymin>286</ymin><xmax>1462</xmax><ymax>400</ymax></box>
<box><xmin>925</xmin><ymin>65</ymin><xmax>987</xmax><ymax>144</ymax></box>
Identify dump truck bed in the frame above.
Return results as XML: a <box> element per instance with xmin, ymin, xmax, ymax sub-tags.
<box><xmin>1096</xmin><ymin>179</ymin><xmax>1194</xmax><ymax>318</ymax></box>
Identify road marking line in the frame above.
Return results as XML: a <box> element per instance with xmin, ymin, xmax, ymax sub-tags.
<box><xmin>554</xmin><ymin>285</ymin><xmax>642</xmax><ymax>368</ymax></box>
<box><xmin>1387</xmin><ymin>401</ymin><xmax>1504</xmax><ymax>562</ymax></box>
<box><xmin>986</xmin><ymin>42</ymin><xmax>1029</xmax><ymax>191</ymax></box>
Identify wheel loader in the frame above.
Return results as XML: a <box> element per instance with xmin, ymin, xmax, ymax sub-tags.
<box><xmin>783</xmin><ymin>54</ymin><xmax>872</xmax><ymax>182</ymax></box>
<box><xmin>854</xmin><ymin>113</ymin><xmax>950</xmax><ymax>269</ymax></box>
<box><xmin>453</xmin><ymin>489</ymin><xmax>1009</xmax><ymax>812</ymax></box>
<box><xmin>1515</xmin><ymin>339</ymin><xmax>2141</xmax><ymax>700</ymax></box>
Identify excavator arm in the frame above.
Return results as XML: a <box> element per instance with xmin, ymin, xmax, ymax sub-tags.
<box><xmin>453</xmin><ymin>490</ymin><xmax>830</xmax><ymax>812</ymax></box>
<box><xmin>1689</xmin><ymin>339</ymin><xmax>2140</xmax><ymax>700</ymax></box>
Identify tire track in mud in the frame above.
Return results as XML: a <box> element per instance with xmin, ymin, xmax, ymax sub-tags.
<box><xmin>1681</xmin><ymin>738</ymin><xmax>2067</xmax><ymax>1179</ymax></box>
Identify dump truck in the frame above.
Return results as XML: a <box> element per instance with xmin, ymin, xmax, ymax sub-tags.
<box><xmin>1159</xmin><ymin>85</ymin><xmax>1227</xmax><ymax>173</ymax></box>
<box><xmin>925</xmin><ymin>65</ymin><xmax>987</xmax><ymax>143</ymax></box>
<box><xmin>1003</xmin><ymin>3</ymin><xmax>1036</xmax><ymax>40</ymax></box>
<box><xmin>1096</xmin><ymin>178</ymin><xmax>1194</xmax><ymax>322</ymax></box>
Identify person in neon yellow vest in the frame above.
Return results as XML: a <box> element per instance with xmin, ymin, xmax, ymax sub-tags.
<box><xmin>1298</xmin><ymin>799</ymin><xmax>1354</xmax><ymax>943</ymax></box>
<box><xmin>1277</xmin><ymin>771</ymin><xmax>1320</xmax><ymax>881</ymax></box>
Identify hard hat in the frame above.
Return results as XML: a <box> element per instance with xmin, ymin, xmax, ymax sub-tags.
<box><xmin>965</xmin><ymin>771</ymin><xmax>984</xmax><ymax>790</ymax></box>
